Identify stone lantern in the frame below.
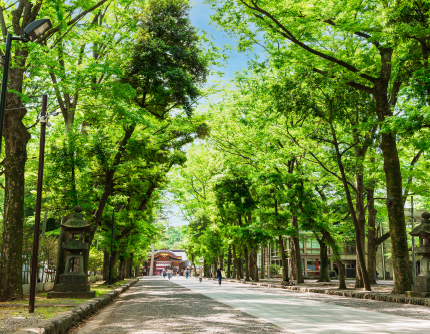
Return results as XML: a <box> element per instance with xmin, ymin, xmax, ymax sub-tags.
<box><xmin>48</xmin><ymin>206</ymin><xmax>95</xmax><ymax>299</ymax></box>
<box><xmin>406</xmin><ymin>212</ymin><xmax>430</xmax><ymax>298</ymax></box>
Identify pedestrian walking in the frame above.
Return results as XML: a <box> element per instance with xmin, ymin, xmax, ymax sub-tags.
<box><xmin>168</xmin><ymin>269</ymin><xmax>173</xmax><ymax>280</ymax></box>
<box><xmin>163</xmin><ymin>270</ymin><xmax>166</xmax><ymax>279</ymax></box>
<box><xmin>199</xmin><ymin>269</ymin><xmax>203</xmax><ymax>283</ymax></box>
<box><xmin>217</xmin><ymin>267</ymin><xmax>222</xmax><ymax>286</ymax></box>
<box><xmin>376</xmin><ymin>271</ymin><xmax>379</xmax><ymax>281</ymax></box>
<box><xmin>185</xmin><ymin>269</ymin><xmax>189</xmax><ymax>279</ymax></box>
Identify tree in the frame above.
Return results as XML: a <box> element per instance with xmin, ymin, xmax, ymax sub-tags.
<box><xmin>0</xmin><ymin>0</ymin><xmax>114</xmax><ymax>302</ymax></box>
<box><xmin>206</xmin><ymin>0</ymin><xmax>420</xmax><ymax>293</ymax></box>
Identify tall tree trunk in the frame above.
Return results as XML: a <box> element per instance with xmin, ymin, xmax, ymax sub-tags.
<box><xmin>292</xmin><ymin>216</ymin><xmax>304</xmax><ymax>283</ymax></box>
<box><xmin>129</xmin><ymin>253</ymin><xmax>134</xmax><ymax>278</ymax></box>
<box><xmin>367</xmin><ymin>185</ymin><xmax>390</xmax><ymax>284</ymax></box>
<box><xmin>191</xmin><ymin>254</ymin><xmax>197</xmax><ymax>276</ymax></box>
<box><xmin>253</xmin><ymin>248</ymin><xmax>259</xmax><ymax>282</ymax></box>
<box><xmin>249</xmin><ymin>250</ymin><xmax>255</xmax><ymax>280</ymax></box>
<box><xmin>244</xmin><ymin>246</ymin><xmax>250</xmax><ymax>281</ymax></box>
<box><xmin>326</xmin><ymin>106</ymin><xmax>371</xmax><ymax>291</ymax></box>
<box><xmin>204</xmin><ymin>259</ymin><xmax>209</xmax><ymax>278</ymax></box>
<box><xmin>279</xmin><ymin>235</ymin><xmax>289</xmax><ymax>282</ymax></box>
<box><xmin>218</xmin><ymin>254</ymin><xmax>223</xmax><ymax>270</ymax></box>
<box><xmin>336</xmin><ymin>259</ymin><xmax>347</xmax><ymax>289</ymax></box>
<box><xmin>0</xmin><ymin>45</ymin><xmax>31</xmax><ymax>301</ymax></box>
<box><xmin>239</xmin><ymin>258</ymin><xmax>244</xmax><ymax>279</ymax></box>
<box><xmin>373</xmin><ymin>49</ymin><xmax>412</xmax><ymax>293</ymax></box>
<box><xmin>227</xmin><ymin>246</ymin><xmax>232</xmax><ymax>278</ymax></box>
<box><xmin>232</xmin><ymin>245</ymin><xmax>239</xmax><ymax>279</ymax></box>
<box><xmin>354</xmin><ymin>150</ymin><xmax>367</xmax><ymax>288</ymax></box>
<box><xmin>103</xmin><ymin>250</ymin><xmax>109</xmax><ymax>280</ymax></box>
<box><xmin>260</xmin><ymin>246</ymin><xmax>265</xmax><ymax>279</ymax></box>
<box><xmin>213</xmin><ymin>261</ymin><xmax>217</xmax><ymax>278</ymax></box>
<box><xmin>317</xmin><ymin>235</ymin><xmax>330</xmax><ymax>282</ymax></box>
<box><xmin>367</xmin><ymin>186</ymin><xmax>378</xmax><ymax>285</ymax></box>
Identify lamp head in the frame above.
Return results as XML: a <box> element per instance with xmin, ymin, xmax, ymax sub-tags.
<box><xmin>22</xmin><ymin>18</ymin><xmax>52</xmax><ymax>42</ymax></box>
<box><xmin>115</xmin><ymin>204</ymin><xmax>124</xmax><ymax>212</ymax></box>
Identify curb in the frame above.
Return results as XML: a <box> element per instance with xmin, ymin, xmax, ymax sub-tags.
<box><xmin>14</xmin><ymin>278</ymin><xmax>140</xmax><ymax>334</ymax></box>
<box><xmin>202</xmin><ymin>277</ymin><xmax>430</xmax><ymax>307</ymax></box>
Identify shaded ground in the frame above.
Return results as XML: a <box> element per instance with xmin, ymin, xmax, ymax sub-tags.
<box><xmin>201</xmin><ymin>278</ymin><xmax>430</xmax><ymax>320</ymax></box>
<box><xmin>226</xmin><ymin>278</ymin><xmax>394</xmax><ymax>293</ymax></box>
<box><xmin>0</xmin><ymin>280</ymin><xmax>131</xmax><ymax>334</ymax></box>
<box><xmin>69</xmin><ymin>278</ymin><xmax>291</xmax><ymax>334</ymax></box>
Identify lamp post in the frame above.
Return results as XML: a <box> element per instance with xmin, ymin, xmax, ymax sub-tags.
<box><xmin>411</xmin><ymin>196</ymin><xmax>416</xmax><ymax>283</ymax></box>
<box><xmin>0</xmin><ymin>18</ymin><xmax>52</xmax><ymax>153</ymax></box>
<box><xmin>108</xmin><ymin>205</ymin><xmax>124</xmax><ymax>285</ymax></box>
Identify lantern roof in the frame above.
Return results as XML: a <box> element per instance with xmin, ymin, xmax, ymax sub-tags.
<box><xmin>62</xmin><ymin>205</ymin><xmax>91</xmax><ymax>231</ymax></box>
<box><xmin>410</xmin><ymin>212</ymin><xmax>430</xmax><ymax>237</ymax></box>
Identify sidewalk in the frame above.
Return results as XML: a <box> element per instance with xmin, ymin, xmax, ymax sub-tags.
<box><xmin>175</xmin><ymin>277</ymin><xmax>430</xmax><ymax>334</ymax></box>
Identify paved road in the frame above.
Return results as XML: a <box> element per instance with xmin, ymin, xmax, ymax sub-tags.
<box><xmin>70</xmin><ymin>278</ymin><xmax>289</xmax><ymax>334</ymax></box>
<box><xmin>174</xmin><ymin>277</ymin><xmax>430</xmax><ymax>334</ymax></box>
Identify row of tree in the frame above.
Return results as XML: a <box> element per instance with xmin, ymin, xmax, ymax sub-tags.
<box><xmin>171</xmin><ymin>0</ymin><xmax>430</xmax><ymax>294</ymax></box>
<box><xmin>0</xmin><ymin>0</ymin><xmax>211</xmax><ymax>301</ymax></box>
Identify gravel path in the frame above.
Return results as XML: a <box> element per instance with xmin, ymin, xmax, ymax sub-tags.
<box><xmin>206</xmin><ymin>279</ymin><xmax>430</xmax><ymax>320</ymax></box>
<box><xmin>69</xmin><ymin>278</ymin><xmax>291</xmax><ymax>334</ymax></box>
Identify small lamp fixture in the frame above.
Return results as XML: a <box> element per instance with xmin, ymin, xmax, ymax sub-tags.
<box><xmin>0</xmin><ymin>18</ymin><xmax>53</xmax><ymax>155</ymax></box>
<box><xmin>22</xmin><ymin>18</ymin><xmax>53</xmax><ymax>42</ymax></box>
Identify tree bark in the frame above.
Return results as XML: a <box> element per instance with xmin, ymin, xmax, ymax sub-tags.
<box><xmin>279</xmin><ymin>235</ymin><xmax>289</xmax><ymax>282</ymax></box>
<box><xmin>227</xmin><ymin>246</ymin><xmax>232</xmax><ymax>278</ymax></box>
<box><xmin>244</xmin><ymin>246</ymin><xmax>250</xmax><ymax>281</ymax></box>
<box><xmin>129</xmin><ymin>253</ymin><xmax>134</xmax><ymax>278</ymax></box>
<box><xmin>103</xmin><ymin>250</ymin><xmax>109</xmax><ymax>280</ymax></box>
<box><xmin>249</xmin><ymin>249</ymin><xmax>255</xmax><ymax>280</ymax></box>
<box><xmin>0</xmin><ymin>51</ymin><xmax>31</xmax><ymax>301</ymax></box>
<box><xmin>291</xmin><ymin>216</ymin><xmax>304</xmax><ymax>283</ymax></box>
<box><xmin>213</xmin><ymin>261</ymin><xmax>217</xmax><ymax>278</ymax></box>
<box><xmin>354</xmin><ymin>143</ymin><xmax>367</xmax><ymax>288</ymax></box>
<box><xmin>253</xmin><ymin>248</ymin><xmax>259</xmax><ymax>282</ymax></box>
<box><xmin>373</xmin><ymin>49</ymin><xmax>412</xmax><ymax>293</ymax></box>
<box><xmin>336</xmin><ymin>259</ymin><xmax>347</xmax><ymax>289</ymax></box>
<box><xmin>260</xmin><ymin>246</ymin><xmax>265</xmax><ymax>279</ymax></box>
<box><xmin>317</xmin><ymin>235</ymin><xmax>330</xmax><ymax>282</ymax></box>
<box><xmin>232</xmin><ymin>245</ymin><xmax>239</xmax><ymax>279</ymax></box>
<box><xmin>204</xmin><ymin>259</ymin><xmax>209</xmax><ymax>278</ymax></box>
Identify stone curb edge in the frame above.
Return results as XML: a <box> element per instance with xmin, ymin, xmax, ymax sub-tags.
<box><xmin>14</xmin><ymin>278</ymin><xmax>140</xmax><ymax>334</ymax></box>
<box><xmin>202</xmin><ymin>277</ymin><xmax>430</xmax><ymax>307</ymax></box>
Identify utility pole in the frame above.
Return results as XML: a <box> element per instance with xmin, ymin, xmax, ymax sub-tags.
<box><xmin>412</xmin><ymin>196</ymin><xmax>416</xmax><ymax>283</ymax></box>
<box><xmin>29</xmin><ymin>94</ymin><xmax>47</xmax><ymax>313</ymax></box>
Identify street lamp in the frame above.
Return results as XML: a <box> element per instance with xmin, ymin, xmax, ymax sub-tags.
<box><xmin>0</xmin><ymin>18</ymin><xmax>52</xmax><ymax>152</ymax></box>
<box><xmin>108</xmin><ymin>204</ymin><xmax>124</xmax><ymax>285</ymax></box>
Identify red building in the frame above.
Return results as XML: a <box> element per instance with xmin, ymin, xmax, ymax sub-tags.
<box><xmin>145</xmin><ymin>249</ymin><xmax>190</xmax><ymax>276</ymax></box>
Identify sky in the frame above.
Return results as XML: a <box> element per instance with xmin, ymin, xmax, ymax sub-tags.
<box><xmin>166</xmin><ymin>0</ymin><xmax>262</xmax><ymax>227</ymax></box>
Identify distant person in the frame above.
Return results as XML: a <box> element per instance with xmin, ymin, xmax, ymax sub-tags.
<box><xmin>217</xmin><ymin>267</ymin><xmax>222</xmax><ymax>286</ymax></box>
<box><xmin>185</xmin><ymin>269</ymin><xmax>189</xmax><ymax>279</ymax></box>
<box><xmin>199</xmin><ymin>269</ymin><xmax>203</xmax><ymax>283</ymax></box>
<box><xmin>163</xmin><ymin>270</ymin><xmax>166</xmax><ymax>279</ymax></box>
<box><xmin>168</xmin><ymin>269</ymin><xmax>173</xmax><ymax>280</ymax></box>
<box><xmin>376</xmin><ymin>271</ymin><xmax>379</xmax><ymax>281</ymax></box>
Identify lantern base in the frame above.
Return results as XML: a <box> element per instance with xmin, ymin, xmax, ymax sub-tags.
<box><xmin>47</xmin><ymin>291</ymin><xmax>95</xmax><ymax>299</ymax></box>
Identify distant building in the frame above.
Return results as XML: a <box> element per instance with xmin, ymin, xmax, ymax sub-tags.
<box><xmin>144</xmin><ymin>249</ymin><xmax>191</xmax><ymax>276</ymax></box>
